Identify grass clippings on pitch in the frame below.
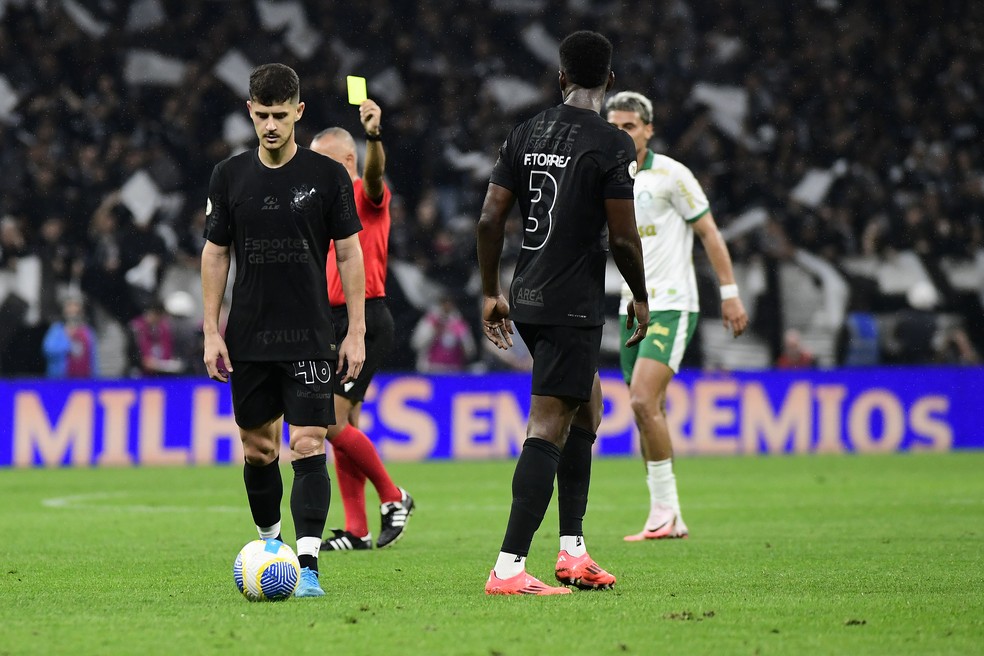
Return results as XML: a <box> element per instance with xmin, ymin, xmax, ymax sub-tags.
<box><xmin>0</xmin><ymin>453</ymin><xmax>982</xmax><ymax>655</ymax></box>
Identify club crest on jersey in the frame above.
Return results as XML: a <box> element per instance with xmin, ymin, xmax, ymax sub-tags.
<box><xmin>290</xmin><ymin>186</ymin><xmax>317</xmax><ymax>212</ymax></box>
<box><xmin>636</xmin><ymin>190</ymin><xmax>655</xmax><ymax>211</ymax></box>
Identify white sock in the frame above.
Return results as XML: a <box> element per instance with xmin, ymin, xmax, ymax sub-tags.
<box><xmin>493</xmin><ymin>552</ymin><xmax>526</xmax><ymax>579</ymax></box>
<box><xmin>257</xmin><ymin>521</ymin><xmax>281</xmax><ymax>540</ymax></box>
<box><xmin>560</xmin><ymin>535</ymin><xmax>586</xmax><ymax>558</ymax></box>
<box><xmin>296</xmin><ymin>536</ymin><xmax>321</xmax><ymax>559</ymax></box>
<box><xmin>646</xmin><ymin>459</ymin><xmax>681</xmax><ymax>516</ymax></box>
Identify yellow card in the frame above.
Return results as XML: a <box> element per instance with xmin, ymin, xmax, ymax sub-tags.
<box><xmin>346</xmin><ymin>75</ymin><xmax>367</xmax><ymax>105</ymax></box>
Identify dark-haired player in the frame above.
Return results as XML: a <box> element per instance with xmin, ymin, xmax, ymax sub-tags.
<box><xmin>478</xmin><ymin>31</ymin><xmax>650</xmax><ymax>595</ymax></box>
<box><xmin>606</xmin><ymin>91</ymin><xmax>748</xmax><ymax>542</ymax></box>
<box><xmin>310</xmin><ymin>99</ymin><xmax>414</xmax><ymax>553</ymax></box>
<box><xmin>201</xmin><ymin>63</ymin><xmax>366</xmax><ymax>598</ymax></box>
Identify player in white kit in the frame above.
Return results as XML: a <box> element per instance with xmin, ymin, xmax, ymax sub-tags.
<box><xmin>606</xmin><ymin>91</ymin><xmax>749</xmax><ymax>540</ymax></box>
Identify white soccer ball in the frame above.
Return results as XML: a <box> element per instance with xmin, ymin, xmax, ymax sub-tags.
<box><xmin>233</xmin><ymin>539</ymin><xmax>301</xmax><ymax>601</ymax></box>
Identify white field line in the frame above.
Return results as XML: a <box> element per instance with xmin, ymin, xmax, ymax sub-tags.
<box><xmin>42</xmin><ymin>491</ymin><xmax>239</xmax><ymax>513</ymax></box>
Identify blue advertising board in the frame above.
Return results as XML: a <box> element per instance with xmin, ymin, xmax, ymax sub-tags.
<box><xmin>1</xmin><ymin>367</ymin><xmax>981</xmax><ymax>467</ymax></box>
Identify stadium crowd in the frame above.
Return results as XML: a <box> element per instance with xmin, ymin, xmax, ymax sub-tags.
<box><xmin>0</xmin><ymin>0</ymin><xmax>982</xmax><ymax>377</ymax></box>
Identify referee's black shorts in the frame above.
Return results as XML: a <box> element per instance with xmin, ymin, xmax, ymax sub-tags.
<box><xmin>331</xmin><ymin>298</ymin><xmax>395</xmax><ymax>403</ymax></box>
<box><xmin>514</xmin><ymin>322</ymin><xmax>603</xmax><ymax>403</ymax></box>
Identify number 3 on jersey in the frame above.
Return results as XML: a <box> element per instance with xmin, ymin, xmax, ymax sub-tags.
<box><xmin>523</xmin><ymin>170</ymin><xmax>557</xmax><ymax>251</ymax></box>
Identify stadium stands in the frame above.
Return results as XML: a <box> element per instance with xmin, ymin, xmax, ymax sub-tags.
<box><xmin>0</xmin><ymin>0</ymin><xmax>980</xmax><ymax>375</ymax></box>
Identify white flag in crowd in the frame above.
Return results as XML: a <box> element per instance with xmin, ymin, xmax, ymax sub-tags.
<box><xmin>483</xmin><ymin>76</ymin><xmax>544</xmax><ymax>114</ymax></box>
<box><xmin>521</xmin><ymin>23</ymin><xmax>559</xmax><ymax>67</ymax></box>
<box><xmin>61</xmin><ymin>0</ymin><xmax>109</xmax><ymax>38</ymax></box>
<box><xmin>124</xmin><ymin>50</ymin><xmax>188</xmax><ymax>87</ymax></box>
<box><xmin>213</xmin><ymin>50</ymin><xmax>254</xmax><ymax>98</ymax></box>
<box><xmin>120</xmin><ymin>170</ymin><xmax>162</xmax><ymax>228</ymax></box>
<box><xmin>126</xmin><ymin>0</ymin><xmax>166</xmax><ymax>32</ymax></box>
<box><xmin>0</xmin><ymin>75</ymin><xmax>19</xmax><ymax>122</ymax></box>
<box><xmin>255</xmin><ymin>0</ymin><xmax>322</xmax><ymax>60</ymax></box>
<box><xmin>690</xmin><ymin>82</ymin><xmax>748</xmax><ymax>141</ymax></box>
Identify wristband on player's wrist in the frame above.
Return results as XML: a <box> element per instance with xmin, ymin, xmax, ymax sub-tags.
<box><xmin>365</xmin><ymin>130</ymin><xmax>382</xmax><ymax>141</ymax></box>
<box><xmin>720</xmin><ymin>283</ymin><xmax>739</xmax><ymax>300</ymax></box>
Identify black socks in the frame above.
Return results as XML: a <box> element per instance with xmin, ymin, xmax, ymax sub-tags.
<box><xmin>557</xmin><ymin>426</ymin><xmax>596</xmax><ymax>537</ymax></box>
<box><xmin>291</xmin><ymin>453</ymin><xmax>330</xmax><ymax>572</ymax></box>
<box><xmin>501</xmin><ymin>437</ymin><xmax>561</xmax><ymax>556</ymax></box>
<box><xmin>243</xmin><ymin>456</ymin><xmax>283</xmax><ymax>533</ymax></box>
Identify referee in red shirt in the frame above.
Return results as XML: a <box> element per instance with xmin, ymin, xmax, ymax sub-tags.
<box><xmin>310</xmin><ymin>99</ymin><xmax>414</xmax><ymax>551</ymax></box>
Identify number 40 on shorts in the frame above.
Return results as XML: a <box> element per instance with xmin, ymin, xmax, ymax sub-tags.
<box><xmin>292</xmin><ymin>361</ymin><xmax>332</xmax><ymax>384</ymax></box>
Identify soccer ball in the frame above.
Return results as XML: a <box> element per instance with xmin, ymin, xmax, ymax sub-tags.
<box><xmin>233</xmin><ymin>539</ymin><xmax>301</xmax><ymax>601</ymax></box>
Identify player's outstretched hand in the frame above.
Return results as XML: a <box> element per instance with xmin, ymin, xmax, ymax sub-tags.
<box><xmin>360</xmin><ymin>99</ymin><xmax>381</xmax><ymax>135</ymax></box>
<box><xmin>722</xmin><ymin>297</ymin><xmax>749</xmax><ymax>338</ymax></box>
<box><xmin>203</xmin><ymin>333</ymin><xmax>233</xmax><ymax>383</ymax></box>
<box><xmin>482</xmin><ymin>294</ymin><xmax>513</xmax><ymax>350</ymax></box>
<box><xmin>624</xmin><ymin>298</ymin><xmax>650</xmax><ymax>348</ymax></box>
<box><xmin>337</xmin><ymin>333</ymin><xmax>366</xmax><ymax>384</ymax></box>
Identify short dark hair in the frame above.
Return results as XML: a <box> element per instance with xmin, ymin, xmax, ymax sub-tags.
<box><xmin>559</xmin><ymin>31</ymin><xmax>612</xmax><ymax>89</ymax></box>
<box><xmin>248</xmin><ymin>63</ymin><xmax>300</xmax><ymax>105</ymax></box>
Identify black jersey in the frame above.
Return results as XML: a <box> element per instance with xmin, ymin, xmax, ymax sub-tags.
<box><xmin>490</xmin><ymin>103</ymin><xmax>635</xmax><ymax>326</ymax></box>
<box><xmin>204</xmin><ymin>146</ymin><xmax>362</xmax><ymax>361</ymax></box>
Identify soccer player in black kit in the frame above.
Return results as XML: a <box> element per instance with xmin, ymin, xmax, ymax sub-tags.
<box><xmin>201</xmin><ymin>63</ymin><xmax>366</xmax><ymax>598</ymax></box>
<box><xmin>478</xmin><ymin>31</ymin><xmax>651</xmax><ymax>595</ymax></box>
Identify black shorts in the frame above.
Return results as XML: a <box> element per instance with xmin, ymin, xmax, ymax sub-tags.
<box><xmin>230</xmin><ymin>360</ymin><xmax>336</xmax><ymax>429</ymax></box>
<box><xmin>514</xmin><ymin>322</ymin><xmax>603</xmax><ymax>403</ymax></box>
<box><xmin>331</xmin><ymin>298</ymin><xmax>394</xmax><ymax>403</ymax></box>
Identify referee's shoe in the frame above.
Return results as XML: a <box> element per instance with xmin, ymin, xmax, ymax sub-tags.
<box><xmin>321</xmin><ymin>528</ymin><xmax>372</xmax><ymax>551</ymax></box>
<box><xmin>377</xmin><ymin>488</ymin><xmax>414</xmax><ymax>549</ymax></box>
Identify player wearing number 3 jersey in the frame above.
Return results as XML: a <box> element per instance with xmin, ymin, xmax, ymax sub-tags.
<box><xmin>201</xmin><ymin>63</ymin><xmax>366</xmax><ymax>597</ymax></box>
<box><xmin>478</xmin><ymin>31</ymin><xmax>650</xmax><ymax>595</ymax></box>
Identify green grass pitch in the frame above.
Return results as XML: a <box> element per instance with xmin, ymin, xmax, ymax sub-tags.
<box><xmin>1</xmin><ymin>453</ymin><xmax>982</xmax><ymax>655</ymax></box>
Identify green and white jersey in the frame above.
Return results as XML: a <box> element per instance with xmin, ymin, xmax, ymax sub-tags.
<box><xmin>619</xmin><ymin>150</ymin><xmax>709</xmax><ymax>314</ymax></box>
